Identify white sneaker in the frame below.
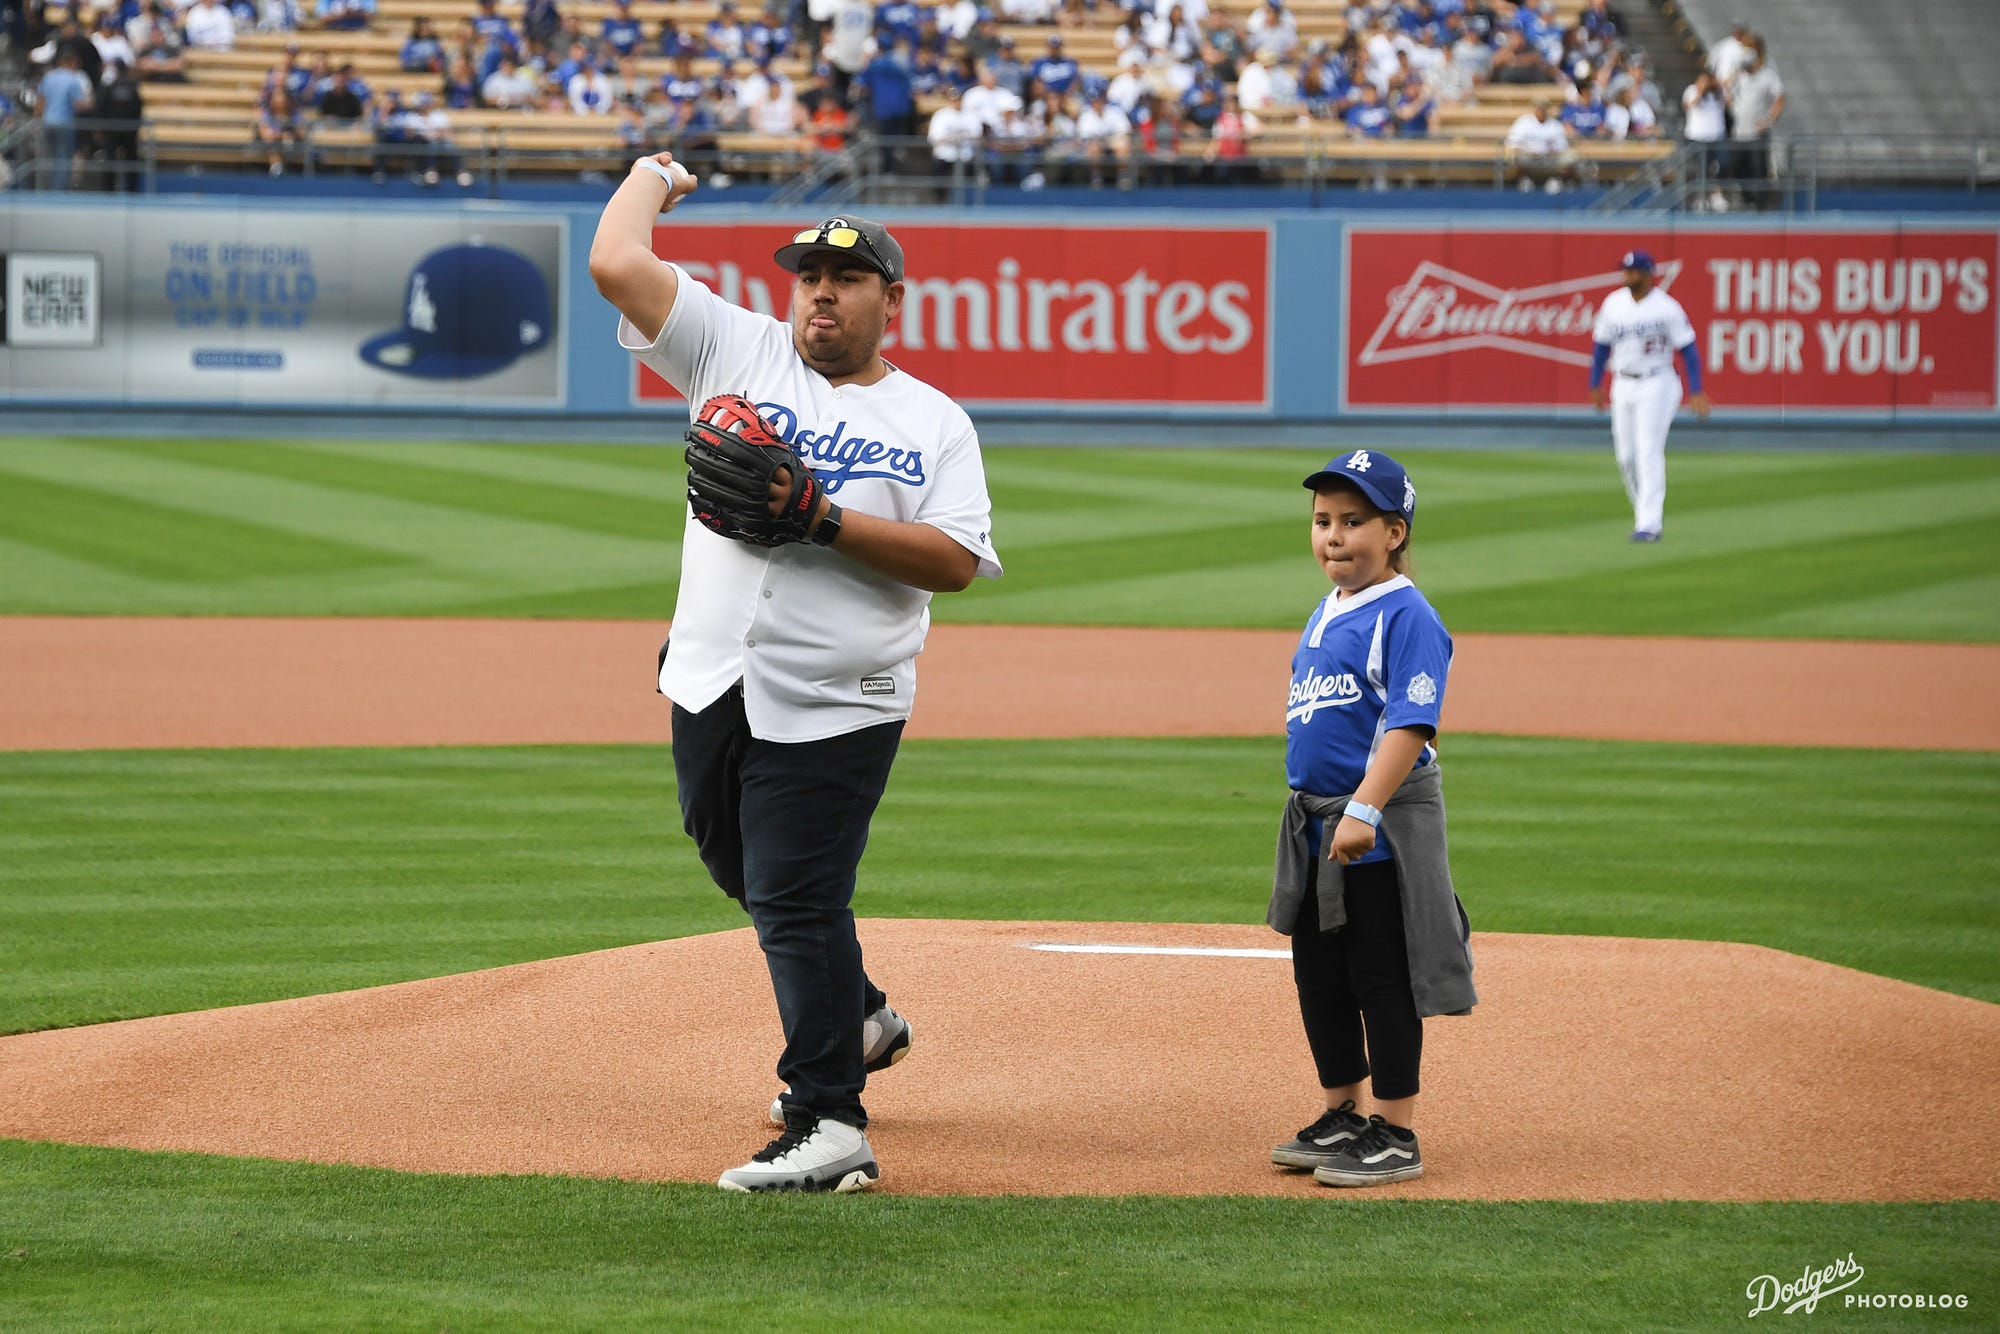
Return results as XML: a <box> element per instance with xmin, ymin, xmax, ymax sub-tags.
<box><xmin>768</xmin><ymin>1005</ymin><xmax>912</xmax><ymax>1124</ymax></box>
<box><xmin>717</xmin><ymin>1117</ymin><xmax>879</xmax><ymax>1193</ymax></box>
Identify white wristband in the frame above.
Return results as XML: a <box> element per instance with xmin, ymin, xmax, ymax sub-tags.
<box><xmin>1344</xmin><ymin>801</ymin><xmax>1383</xmax><ymax>828</ymax></box>
<box><xmin>636</xmin><ymin>158</ymin><xmax>685</xmax><ymax>191</ymax></box>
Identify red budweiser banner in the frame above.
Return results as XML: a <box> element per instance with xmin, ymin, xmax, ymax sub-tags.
<box><xmin>637</xmin><ymin>222</ymin><xmax>1270</xmax><ymax>406</ymax></box>
<box><xmin>1343</xmin><ymin>227</ymin><xmax>1999</xmax><ymax>412</ymax></box>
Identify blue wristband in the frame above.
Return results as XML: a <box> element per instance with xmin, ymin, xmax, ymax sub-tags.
<box><xmin>1344</xmin><ymin>801</ymin><xmax>1383</xmax><ymax>828</ymax></box>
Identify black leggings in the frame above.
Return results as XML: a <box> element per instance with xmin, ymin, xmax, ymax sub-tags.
<box><xmin>1290</xmin><ymin>856</ymin><xmax>1424</xmax><ymax>1101</ymax></box>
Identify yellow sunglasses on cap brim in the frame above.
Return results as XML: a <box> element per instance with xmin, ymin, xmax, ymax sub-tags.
<box><xmin>794</xmin><ymin>225</ymin><xmax>863</xmax><ymax>248</ymax></box>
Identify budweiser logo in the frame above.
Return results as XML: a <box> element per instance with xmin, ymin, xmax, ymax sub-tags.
<box><xmin>1356</xmin><ymin>259</ymin><xmax>1682</xmax><ymax>368</ymax></box>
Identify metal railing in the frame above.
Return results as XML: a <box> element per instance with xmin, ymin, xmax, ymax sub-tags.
<box><xmin>15</xmin><ymin>117</ymin><xmax>1986</xmax><ymax>211</ymax></box>
<box><xmin>1591</xmin><ymin>134</ymin><xmax>2000</xmax><ymax>214</ymax></box>
<box><xmin>0</xmin><ymin>116</ymin><xmax>826</xmax><ymax>195</ymax></box>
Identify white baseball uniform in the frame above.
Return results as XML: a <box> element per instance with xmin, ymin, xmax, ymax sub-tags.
<box><xmin>1591</xmin><ymin>284</ymin><xmax>1696</xmax><ymax>536</ymax></box>
<box><xmin>619</xmin><ymin>265</ymin><xmax>1003</xmax><ymax>742</ymax></box>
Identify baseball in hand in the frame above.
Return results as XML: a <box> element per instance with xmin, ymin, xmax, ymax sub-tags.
<box><xmin>665</xmin><ymin>160</ymin><xmax>693</xmax><ymax>192</ymax></box>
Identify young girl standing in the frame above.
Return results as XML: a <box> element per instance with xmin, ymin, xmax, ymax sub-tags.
<box><xmin>1267</xmin><ymin>449</ymin><xmax>1477</xmax><ymax>1188</ymax></box>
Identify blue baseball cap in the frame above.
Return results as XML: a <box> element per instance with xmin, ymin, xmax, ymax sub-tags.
<box><xmin>359</xmin><ymin>242</ymin><xmax>552</xmax><ymax>379</ymax></box>
<box><xmin>1303</xmin><ymin>449</ymin><xmax>1417</xmax><ymax>525</ymax></box>
<box><xmin>1620</xmin><ymin>249</ymin><xmax>1656</xmax><ymax>272</ymax></box>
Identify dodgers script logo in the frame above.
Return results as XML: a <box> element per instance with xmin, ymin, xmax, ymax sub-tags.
<box><xmin>1288</xmin><ymin>669</ymin><xmax>1363</xmax><ymax>723</ymax></box>
<box><xmin>756</xmin><ymin>401</ymin><xmax>926</xmax><ymax>494</ymax></box>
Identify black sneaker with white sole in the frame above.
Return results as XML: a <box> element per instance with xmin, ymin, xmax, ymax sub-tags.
<box><xmin>1270</xmin><ymin>1099</ymin><xmax>1371</xmax><ymax>1170</ymax></box>
<box><xmin>1311</xmin><ymin>1115</ymin><xmax>1423</xmax><ymax>1187</ymax></box>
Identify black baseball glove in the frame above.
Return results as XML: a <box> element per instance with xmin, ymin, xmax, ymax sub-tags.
<box><xmin>683</xmin><ymin>392</ymin><xmax>822</xmax><ymax>548</ymax></box>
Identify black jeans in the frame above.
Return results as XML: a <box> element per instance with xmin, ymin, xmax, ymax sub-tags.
<box><xmin>1290</xmin><ymin>855</ymin><xmax>1424</xmax><ymax>1101</ymax></box>
<box><xmin>671</xmin><ymin>683</ymin><xmax>902</xmax><ymax>1128</ymax></box>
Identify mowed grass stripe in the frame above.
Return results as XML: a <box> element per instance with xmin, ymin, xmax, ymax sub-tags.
<box><xmin>1431</xmin><ymin>515</ymin><xmax>1999</xmax><ymax>637</ymax></box>
<box><xmin>0</xmin><ymin>470</ymin><xmax>406</xmax><ymax>583</ymax></box>
<box><xmin>80</xmin><ymin>436</ymin><xmax>682</xmax><ymax>544</ymax></box>
<box><xmin>2</xmin><ymin>1141</ymin><xmax>1992</xmax><ymax>1333</ymax></box>
<box><xmin>2</xmin><ymin>438</ymin><xmax>1995</xmax><ymax>639</ymax></box>
<box><xmin>3</xmin><ymin>738</ymin><xmax>1993</xmax><ymax>1034</ymax></box>
<box><xmin>0</xmin><ymin>438</ymin><xmax>676</xmax><ymax>609</ymax></box>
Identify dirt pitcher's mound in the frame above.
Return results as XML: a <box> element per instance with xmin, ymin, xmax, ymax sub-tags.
<box><xmin>3</xmin><ymin>921</ymin><xmax>1994</xmax><ymax>1201</ymax></box>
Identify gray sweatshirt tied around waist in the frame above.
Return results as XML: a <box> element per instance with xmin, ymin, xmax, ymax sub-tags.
<box><xmin>1269</xmin><ymin>761</ymin><xmax>1477</xmax><ymax>1019</ymax></box>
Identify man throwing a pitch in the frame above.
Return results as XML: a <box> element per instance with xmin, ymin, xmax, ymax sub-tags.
<box><xmin>589</xmin><ymin>153</ymin><xmax>1003</xmax><ymax>1192</ymax></box>
<box><xmin>1588</xmin><ymin>249</ymin><xmax>1712</xmax><ymax>542</ymax></box>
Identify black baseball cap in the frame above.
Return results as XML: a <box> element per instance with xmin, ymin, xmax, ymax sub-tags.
<box><xmin>773</xmin><ymin>216</ymin><xmax>905</xmax><ymax>284</ymax></box>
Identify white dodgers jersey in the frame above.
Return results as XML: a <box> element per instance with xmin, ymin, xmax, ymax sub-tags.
<box><xmin>1592</xmin><ymin>286</ymin><xmax>1696</xmax><ymax>378</ymax></box>
<box><xmin>620</xmin><ymin>265</ymin><xmax>1003</xmax><ymax>743</ymax></box>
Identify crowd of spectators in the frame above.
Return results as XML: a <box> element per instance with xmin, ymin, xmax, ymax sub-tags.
<box><xmin>11</xmin><ymin>0</ymin><xmax>1682</xmax><ymax>190</ymax></box>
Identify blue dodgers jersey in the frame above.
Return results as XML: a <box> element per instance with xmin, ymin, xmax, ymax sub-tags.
<box><xmin>1284</xmin><ymin>576</ymin><xmax>1452</xmax><ymax>864</ymax></box>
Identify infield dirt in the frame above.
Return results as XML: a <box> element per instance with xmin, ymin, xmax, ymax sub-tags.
<box><xmin>3</xmin><ymin>615</ymin><xmax>1997</xmax><ymax>1200</ymax></box>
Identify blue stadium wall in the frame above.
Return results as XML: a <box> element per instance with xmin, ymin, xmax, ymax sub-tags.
<box><xmin>3</xmin><ymin>196</ymin><xmax>1996</xmax><ymax>445</ymax></box>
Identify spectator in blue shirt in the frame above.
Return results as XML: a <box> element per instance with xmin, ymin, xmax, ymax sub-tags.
<box><xmin>37</xmin><ymin>50</ymin><xmax>93</xmax><ymax>190</ymax></box>
<box><xmin>661</xmin><ymin>49</ymin><xmax>707</xmax><ymax>107</ymax></box>
<box><xmin>707</xmin><ymin>1</ymin><xmax>749</xmax><ymax>61</ymax></box>
<box><xmin>1561</xmin><ymin>86</ymin><xmax>1609</xmax><ymax>139</ymax></box>
<box><xmin>442</xmin><ymin>52</ymin><xmax>483</xmax><ymax>108</ymax></box>
<box><xmin>747</xmin><ymin>0</ymin><xmax>793</xmax><ymax>59</ymax></box>
<box><xmin>909</xmin><ymin>50</ymin><xmax>945</xmax><ymax>96</ymax></box>
<box><xmin>875</xmin><ymin>0</ymin><xmax>921</xmax><ymax>49</ymax></box>
<box><xmin>1344</xmin><ymin>83</ymin><xmax>1391</xmax><ymax>138</ymax></box>
<box><xmin>857</xmin><ymin>42</ymin><xmax>916</xmax><ymax>137</ymax></box>
<box><xmin>522</xmin><ymin>0</ymin><xmax>561</xmax><ymax>47</ymax></box>
<box><xmin>1182</xmin><ymin>67</ymin><xmax>1222</xmax><ymax>132</ymax></box>
<box><xmin>1392</xmin><ymin>76</ymin><xmax>1434</xmax><ymax>135</ymax></box>
<box><xmin>1033</xmin><ymin>35</ymin><xmax>1078</xmax><ymax>96</ymax></box>
<box><xmin>401</xmin><ymin>17</ymin><xmax>444</xmax><ymax>72</ymax></box>
<box><xmin>601</xmin><ymin>0</ymin><xmax>644</xmax><ymax>57</ymax></box>
<box><xmin>988</xmin><ymin>33</ymin><xmax>1023</xmax><ymax>92</ymax></box>
<box><xmin>316</xmin><ymin>0</ymin><xmax>374</xmax><ymax>33</ymax></box>
<box><xmin>472</xmin><ymin>0</ymin><xmax>519</xmax><ymax>56</ymax></box>
<box><xmin>552</xmin><ymin>40</ymin><xmax>590</xmax><ymax>90</ymax></box>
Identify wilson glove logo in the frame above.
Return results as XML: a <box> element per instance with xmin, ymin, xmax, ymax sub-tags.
<box><xmin>754</xmin><ymin>400</ymin><xmax>926</xmax><ymax>493</ymax></box>
<box><xmin>1287</xmin><ymin>670</ymin><xmax>1363</xmax><ymax>723</ymax></box>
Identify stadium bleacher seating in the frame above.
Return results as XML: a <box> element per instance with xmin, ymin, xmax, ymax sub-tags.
<box><xmin>32</xmin><ymin>0</ymin><xmax>1674</xmax><ymax>187</ymax></box>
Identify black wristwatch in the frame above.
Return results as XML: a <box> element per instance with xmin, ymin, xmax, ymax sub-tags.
<box><xmin>812</xmin><ymin>501</ymin><xmax>843</xmax><ymax>547</ymax></box>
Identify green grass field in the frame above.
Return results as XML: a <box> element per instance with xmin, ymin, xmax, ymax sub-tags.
<box><xmin>3</xmin><ymin>436</ymin><xmax>1996</xmax><ymax>1331</ymax></box>
<box><xmin>3</xmin><ymin>437</ymin><xmax>1998</xmax><ymax>638</ymax></box>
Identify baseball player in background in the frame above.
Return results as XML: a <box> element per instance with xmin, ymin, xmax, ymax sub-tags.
<box><xmin>1588</xmin><ymin>249</ymin><xmax>1712</xmax><ymax>542</ymax></box>
<box><xmin>589</xmin><ymin>153</ymin><xmax>1003</xmax><ymax>1193</ymax></box>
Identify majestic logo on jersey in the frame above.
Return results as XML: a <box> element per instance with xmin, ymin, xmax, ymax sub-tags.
<box><xmin>1287</xmin><ymin>669</ymin><xmax>1364</xmax><ymax>723</ymax></box>
<box><xmin>1356</xmin><ymin>259</ymin><xmax>1682</xmax><ymax>369</ymax></box>
<box><xmin>1406</xmin><ymin>672</ymin><xmax>1437</xmax><ymax>706</ymax></box>
<box><xmin>753</xmin><ymin>401</ymin><xmax>927</xmax><ymax>492</ymax></box>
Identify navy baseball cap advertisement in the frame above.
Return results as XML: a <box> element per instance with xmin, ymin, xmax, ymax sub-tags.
<box><xmin>360</xmin><ymin>242</ymin><xmax>553</xmax><ymax>379</ymax></box>
<box><xmin>1303</xmin><ymin>449</ymin><xmax>1417</xmax><ymax>525</ymax></box>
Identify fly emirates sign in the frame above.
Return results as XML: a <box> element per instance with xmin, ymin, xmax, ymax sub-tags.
<box><xmin>637</xmin><ymin>223</ymin><xmax>1270</xmax><ymax>405</ymax></box>
<box><xmin>1343</xmin><ymin>227</ymin><xmax>1998</xmax><ymax>413</ymax></box>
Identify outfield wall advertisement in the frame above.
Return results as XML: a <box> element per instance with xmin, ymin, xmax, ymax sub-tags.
<box><xmin>3</xmin><ymin>200</ymin><xmax>1995</xmax><ymax>427</ymax></box>
<box><xmin>1343</xmin><ymin>225</ymin><xmax>1999</xmax><ymax>415</ymax></box>
<box><xmin>0</xmin><ymin>206</ymin><xmax>565</xmax><ymax>406</ymax></box>
<box><xmin>633</xmin><ymin>221</ymin><xmax>1272</xmax><ymax>408</ymax></box>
